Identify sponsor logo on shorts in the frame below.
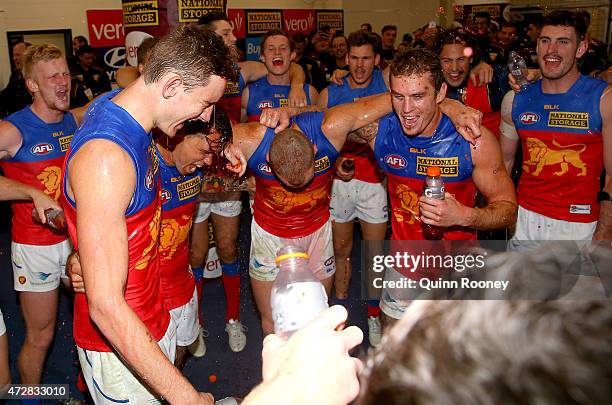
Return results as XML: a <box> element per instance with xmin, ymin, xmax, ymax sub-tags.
<box><xmin>569</xmin><ymin>204</ymin><xmax>591</xmax><ymax>215</ymax></box>
<box><xmin>251</xmin><ymin>258</ymin><xmax>265</xmax><ymax>269</ymax></box>
<box><xmin>161</xmin><ymin>189</ymin><xmax>171</xmax><ymax>204</ymax></box>
<box><xmin>324</xmin><ymin>256</ymin><xmax>335</xmax><ymax>267</ymax></box>
<box><xmin>519</xmin><ymin>112</ymin><xmax>540</xmax><ymax>124</ymax></box>
<box><xmin>36</xmin><ymin>272</ymin><xmax>52</xmax><ymax>281</ymax></box>
<box><xmin>258</xmin><ymin>163</ymin><xmax>272</xmax><ymax>174</ymax></box>
<box><xmin>18</xmin><ymin>276</ymin><xmax>26</xmax><ymax>284</ymax></box>
<box><xmin>31</xmin><ymin>143</ymin><xmax>54</xmax><ymax>155</ymax></box>
<box><xmin>314</xmin><ymin>156</ymin><xmax>331</xmax><ymax>173</ymax></box>
<box><xmin>258</xmin><ymin>100</ymin><xmax>273</xmax><ymax>109</ymax></box>
<box><xmin>548</xmin><ymin>112</ymin><xmax>589</xmax><ymax>129</ymax></box>
<box><xmin>384</xmin><ymin>154</ymin><xmax>407</xmax><ymax>169</ymax></box>
<box><xmin>416</xmin><ymin>156</ymin><xmax>458</xmax><ymax>176</ymax></box>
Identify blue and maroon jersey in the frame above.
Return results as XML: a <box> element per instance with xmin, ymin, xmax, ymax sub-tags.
<box><xmin>157</xmin><ymin>150</ymin><xmax>200</xmax><ymax>310</ymax></box>
<box><xmin>325</xmin><ymin>69</ymin><xmax>387</xmax><ymax>183</ymax></box>
<box><xmin>246</xmin><ymin>77</ymin><xmax>312</xmax><ymax>122</ymax></box>
<box><xmin>247</xmin><ymin>112</ymin><xmax>338</xmax><ymax>238</ymax></box>
<box><xmin>218</xmin><ymin>71</ymin><xmax>246</xmax><ymax>124</ymax></box>
<box><xmin>2</xmin><ymin>107</ymin><xmax>77</xmax><ymax>245</ymax></box>
<box><xmin>375</xmin><ymin>113</ymin><xmax>477</xmax><ymax>241</ymax></box>
<box><xmin>62</xmin><ymin>95</ymin><xmax>169</xmax><ymax>352</ymax></box>
<box><xmin>512</xmin><ymin>75</ymin><xmax>607</xmax><ymax>222</ymax></box>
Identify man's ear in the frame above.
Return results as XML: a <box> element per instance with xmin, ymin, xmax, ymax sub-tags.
<box><xmin>436</xmin><ymin>82</ymin><xmax>448</xmax><ymax>104</ymax></box>
<box><xmin>25</xmin><ymin>78</ymin><xmax>38</xmax><ymax>94</ymax></box>
<box><xmin>576</xmin><ymin>38</ymin><xmax>588</xmax><ymax>59</ymax></box>
<box><xmin>162</xmin><ymin>74</ymin><xmax>183</xmax><ymax>99</ymax></box>
<box><xmin>290</xmin><ymin>50</ymin><xmax>296</xmax><ymax>62</ymax></box>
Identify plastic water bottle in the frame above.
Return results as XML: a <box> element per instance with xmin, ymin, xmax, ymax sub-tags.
<box><xmin>422</xmin><ymin>166</ymin><xmax>445</xmax><ymax>240</ymax></box>
<box><xmin>508</xmin><ymin>51</ymin><xmax>530</xmax><ymax>91</ymax></box>
<box><xmin>270</xmin><ymin>245</ymin><xmax>329</xmax><ymax>339</ymax></box>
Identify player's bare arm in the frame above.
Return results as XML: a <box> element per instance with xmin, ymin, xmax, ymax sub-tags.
<box><xmin>67</xmin><ymin>139</ymin><xmax>203</xmax><ymax>404</ymax></box>
<box><xmin>594</xmin><ymin>87</ymin><xmax>612</xmax><ymax>240</ymax></box>
<box><xmin>499</xmin><ymin>91</ymin><xmax>519</xmax><ymax>174</ymax></box>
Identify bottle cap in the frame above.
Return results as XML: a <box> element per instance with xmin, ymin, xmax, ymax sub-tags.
<box><xmin>426</xmin><ymin>166</ymin><xmax>441</xmax><ymax>176</ymax></box>
<box><xmin>275</xmin><ymin>252</ymin><xmax>309</xmax><ymax>264</ymax></box>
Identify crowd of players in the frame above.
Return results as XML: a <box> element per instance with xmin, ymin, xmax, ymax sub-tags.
<box><xmin>0</xmin><ymin>7</ymin><xmax>610</xmax><ymax>405</ymax></box>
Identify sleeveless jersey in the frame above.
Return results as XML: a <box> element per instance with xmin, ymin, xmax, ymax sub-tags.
<box><xmin>2</xmin><ymin>107</ymin><xmax>77</xmax><ymax>245</ymax></box>
<box><xmin>326</xmin><ymin>69</ymin><xmax>388</xmax><ymax>183</ymax></box>
<box><xmin>512</xmin><ymin>75</ymin><xmax>607</xmax><ymax>222</ymax></box>
<box><xmin>61</xmin><ymin>96</ymin><xmax>169</xmax><ymax>352</ymax></box>
<box><xmin>157</xmin><ymin>149</ymin><xmax>199</xmax><ymax>310</ymax></box>
<box><xmin>246</xmin><ymin>77</ymin><xmax>312</xmax><ymax>122</ymax></box>
<box><xmin>248</xmin><ymin>112</ymin><xmax>338</xmax><ymax>238</ymax></box>
<box><xmin>217</xmin><ymin>72</ymin><xmax>245</xmax><ymax>124</ymax></box>
<box><xmin>375</xmin><ymin>113</ymin><xmax>477</xmax><ymax>241</ymax></box>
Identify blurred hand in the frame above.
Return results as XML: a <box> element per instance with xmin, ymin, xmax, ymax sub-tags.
<box><xmin>288</xmin><ymin>85</ymin><xmax>307</xmax><ymax>107</ymax></box>
<box><xmin>31</xmin><ymin>189</ymin><xmax>62</xmax><ymax>225</ymax></box>
<box><xmin>508</xmin><ymin>68</ymin><xmax>540</xmax><ymax>92</ymax></box>
<box><xmin>330</xmin><ymin>69</ymin><xmax>349</xmax><ymax>86</ymax></box>
<box><xmin>223</xmin><ymin>143</ymin><xmax>247</xmax><ymax>177</ymax></box>
<box><xmin>470</xmin><ymin>61</ymin><xmax>493</xmax><ymax>86</ymax></box>
<box><xmin>67</xmin><ymin>251</ymin><xmax>85</xmax><ymax>294</ymax></box>
<box><xmin>259</xmin><ymin>107</ymin><xmax>292</xmax><ymax>132</ymax></box>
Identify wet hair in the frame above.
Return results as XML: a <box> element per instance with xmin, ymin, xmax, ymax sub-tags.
<box><xmin>347</xmin><ymin>30</ymin><xmax>381</xmax><ymax>54</ymax></box>
<box><xmin>381</xmin><ymin>25</ymin><xmax>397</xmax><ymax>34</ymax></box>
<box><xmin>22</xmin><ymin>44</ymin><xmax>64</xmax><ymax>80</ymax></box>
<box><xmin>390</xmin><ymin>48</ymin><xmax>445</xmax><ymax>92</ymax></box>
<box><xmin>542</xmin><ymin>10</ymin><xmax>589</xmax><ymax>40</ymax></box>
<box><xmin>137</xmin><ymin>37</ymin><xmax>158</xmax><ymax>66</ymax></box>
<box><xmin>178</xmin><ymin>106</ymin><xmax>232</xmax><ymax>153</ymax></box>
<box><xmin>197</xmin><ymin>11</ymin><xmax>229</xmax><ymax>29</ymax></box>
<box><xmin>143</xmin><ymin>24</ymin><xmax>237</xmax><ymax>90</ymax></box>
<box><xmin>268</xmin><ymin>128</ymin><xmax>314</xmax><ymax>188</ymax></box>
<box><xmin>261</xmin><ymin>29</ymin><xmax>294</xmax><ymax>53</ymax></box>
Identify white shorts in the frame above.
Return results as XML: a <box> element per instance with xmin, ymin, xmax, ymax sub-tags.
<box><xmin>330</xmin><ymin>179</ymin><xmax>388</xmax><ymax>223</ymax></box>
<box><xmin>168</xmin><ymin>287</ymin><xmax>199</xmax><ymax>346</ymax></box>
<box><xmin>193</xmin><ymin>200</ymin><xmax>242</xmax><ymax>224</ymax></box>
<box><xmin>509</xmin><ymin>206</ymin><xmax>597</xmax><ymax>251</ymax></box>
<box><xmin>11</xmin><ymin>239</ymin><xmax>72</xmax><ymax>292</ymax></box>
<box><xmin>0</xmin><ymin>309</ymin><xmax>5</xmax><ymax>336</ymax></box>
<box><xmin>249</xmin><ymin>218</ymin><xmax>336</xmax><ymax>282</ymax></box>
<box><xmin>77</xmin><ymin>319</ymin><xmax>177</xmax><ymax>405</ymax></box>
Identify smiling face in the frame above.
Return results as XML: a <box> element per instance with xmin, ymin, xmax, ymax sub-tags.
<box><xmin>172</xmin><ymin>132</ymin><xmax>223</xmax><ymax>175</ymax></box>
<box><xmin>262</xmin><ymin>35</ymin><xmax>294</xmax><ymax>76</ymax></box>
<box><xmin>28</xmin><ymin>58</ymin><xmax>71</xmax><ymax>112</ymax></box>
<box><xmin>537</xmin><ymin>25</ymin><xmax>586</xmax><ymax>81</ymax></box>
<box><xmin>439</xmin><ymin>43</ymin><xmax>471</xmax><ymax>88</ymax></box>
<box><xmin>390</xmin><ymin>72</ymin><xmax>446</xmax><ymax>137</ymax></box>
<box><xmin>160</xmin><ymin>75</ymin><xmax>227</xmax><ymax>137</ymax></box>
<box><xmin>331</xmin><ymin>36</ymin><xmax>348</xmax><ymax>59</ymax></box>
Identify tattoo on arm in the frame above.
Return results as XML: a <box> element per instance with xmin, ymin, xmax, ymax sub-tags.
<box><xmin>347</xmin><ymin>122</ymin><xmax>379</xmax><ymax>144</ymax></box>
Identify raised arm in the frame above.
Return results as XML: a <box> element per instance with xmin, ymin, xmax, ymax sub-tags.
<box><xmin>240</xmin><ymin>85</ymin><xmax>250</xmax><ymax>123</ymax></box>
<box><xmin>594</xmin><ymin>87</ymin><xmax>612</xmax><ymax>240</ymax></box>
<box><xmin>499</xmin><ymin>91</ymin><xmax>519</xmax><ymax>174</ymax></box>
<box><xmin>232</xmin><ymin>122</ymin><xmax>269</xmax><ymax>161</ymax></box>
<box><xmin>67</xmin><ymin>140</ymin><xmax>204</xmax><ymax>404</ymax></box>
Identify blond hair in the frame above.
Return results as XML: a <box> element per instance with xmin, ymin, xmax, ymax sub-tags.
<box><xmin>22</xmin><ymin>44</ymin><xmax>64</xmax><ymax>80</ymax></box>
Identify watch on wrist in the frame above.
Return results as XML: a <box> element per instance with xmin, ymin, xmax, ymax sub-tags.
<box><xmin>597</xmin><ymin>191</ymin><xmax>611</xmax><ymax>203</ymax></box>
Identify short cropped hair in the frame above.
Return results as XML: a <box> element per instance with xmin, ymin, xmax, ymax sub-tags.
<box><xmin>143</xmin><ymin>24</ymin><xmax>237</xmax><ymax>90</ymax></box>
<box><xmin>390</xmin><ymin>48</ymin><xmax>444</xmax><ymax>92</ymax></box>
<box><xmin>361</xmin><ymin>23</ymin><xmax>372</xmax><ymax>32</ymax></box>
<box><xmin>22</xmin><ymin>44</ymin><xmax>64</xmax><ymax>80</ymax></box>
<box><xmin>434</xmin><ymin>28</ymin><xmax>478</xmax><ymax>56</ymax></box>
<box><xmin>269</xmin><ymin>128</ymin><xmax>314</xmax><ymax>188</ymax></box>
<box><xmin>542</xmin><ymin>10</ymin><xmax>589</xmax><ymax>40</ymax></box>
<box><xmin>137</xmin><ymin>37</ymin><xmax>158</xmax><ymax>66</ymax></box>
<box><xmin>261</xmin><ymin>29</ymin><xmax>294</xmax><ymax>53</ymax></box>
<box><xmin>381</xmin><ymin>25</ymin><xmax>397</xmax><ymax>34</ymax></box>
<box><xmin>347</xmin><ymin>30</ymin><xmax>381</xmax><ymax>54</ymax></box>
<box><xmin>197</xmin><ymin>11</ymin><xmax>229</xmax><ymax>29</ymax></box>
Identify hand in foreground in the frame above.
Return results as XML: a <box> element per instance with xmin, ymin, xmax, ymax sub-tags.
<box><xmin>470</xmin><ymin>61</ymin><xmax>493</xmax><ymax>87</ymax></box>
<box><xmin>31</xmin><ymin>189</ymin><xmax>62</xmax><ymax>225</ymax></box>
<box><xmin>419</xmin><ymin>192</ymin><xmax>468</xmax><ymax>228</ymax></box>
<box><xmin>261</xmin><ymin>306</ymin><xmax>363</xmax><ymax>405</ymax></box>
<box><xmin>508</xmin><ymin>68</ymin><xmax>541</xmax><ymax>92</ymax></box>
<box><xmin>288</xmin><ymin>84</ymin><xmax>308</xmax><ymax>107</ymax></box>
<box><xmin>223</xmin><ymin>143</ymin><xmax>247</xmax><ymax>176</ymax></box>
<box><xmin>259</xmin><ymin>107</ymin><xmax>292</xmax><ymax>133</ymax></box>
<box><xmin>330</xmin><ymin>69</ymin><xmax>350</xmax><ymax>86</ymax></box>
<box><xmin>66</xmin><ymin>251</ymin><xmax>85</xmax><ymax>293</ymax></box>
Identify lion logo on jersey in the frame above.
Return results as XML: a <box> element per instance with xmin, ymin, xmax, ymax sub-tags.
<box><xmin>523</xmin><ymin>138</ymin><xmax>587</xmax><ymax>177</ymax></box>
<box><xmin>264</xmin><ymin>185</ymin><xmax>329</xmax><ymax>214</ymax></box>
<box><xmin>159</xmin><ymin>215</ymin><xmax>192</xmax><ymax>260</ymax></box>
<box><xmin>135</xmin><ymin>206</ymin><xmax>162</xmax><ymax>270</ymax></box>
<box><xmin>393</xmin><ymin>184</ymin><xmax>420</xmax><ymax>224</ymax></box>
<box><xmin>37</xmin><ymin>166</ymin><xmax>62</xmax><ymax>200</ymax></box>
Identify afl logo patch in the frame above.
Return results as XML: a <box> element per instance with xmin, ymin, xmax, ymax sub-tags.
<box><xmin>145</xmin><ymin>168</ymin><xmax>154</xmax><ymax>191</ymax></box>
<box><xmin>519</xmin><ymin>112</ymin><xmax>540</xmax><ymax>124</ymax></box>
<box><xmin>18</xmin><ymin>276</ymin><xmax>26</xmax><ymax>285</ymax></box>
<box><xmin>161</xmin><ymin>189</ymin><xmax>171</xmax><ymax>204</ymax></box>
<box><xmin>31</xmin><ymin>143</ymin><xmax>54</xmax><ymax>155</ymax></box>
<box><xmin>258</xmin><ymin>163</ymin><xmax>272</xmax><ymax>174</ymax></box>
<box><xmin>258</xmin><ymin>101</ymin><xmax>273</xmax><ymax>109</ymax></box>
<box><xmin>384</xmin><ymin>154</ymin><xmax>407</xmax><ymax>169</ymax></box>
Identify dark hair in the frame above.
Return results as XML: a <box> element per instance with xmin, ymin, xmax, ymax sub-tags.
<box><xmin>197</xmin><ymin>11</ymin><xmax>229</xmax><ymax>29</ymax></box>
<box><xmin>76</xmin><ymin>45</ymin><xmax>95</xmax><ymax>56</ymax></box>
<box><xmin>381</xmin><ymin>25</ymin><xmax>397</xmax><ymax>34</ymax></box>
<box><xmin>347</xmin><ymin>30</ymin><xmax>381</xmax><ymax>54</ymax></box>
<box><xmin>261</xmin><ymin>29</ymin><xmax>294</xmax><ymax>53</ymax></box>
<box><xmin>291</xmin><ymin>32</ymin><xmax>307</xmax><ymax>45</ymax></box>
<box><xmin>137</xmin><ymin>37</ymin><xmax>158</xmax><ymax>66</ymax></box>
<box><xmin>331</xmin><ymin>34</ymin><xmax>347</xmax><ymax>45</ymax></box>
<box><xmin>542</xmin><ymin>10</ymin><xmax>589</xmax><ymax>40</ymax></box>
<box><xmin>474</xmin><ymin>11</ymin><xmax>491</xmax><ymax>21</ymax></box>
<box><xmin>391</xmin><ymin>48</ymin><xmax>444</xmax><ymax>91</ymax></box>
<box><xmin>361</xmin><ymin>23</ymin><xmax>372</xmax><ymax>32</ymax></box>
<box><xmin>434</xmin><ymin>28</ymin><xmax>476</xmax><ymax>56</ymax></box>
<box><xmin>402</xmin><ymin>33</ymin><xmax>413</xmax><ymax>44</ymax></box>
<box><xmin>179</xmin><ymin>106</ymin><xmax>232</xmax><ymax>152</ymax></box>
<box><xmin>269</xmin><ymin>128</ymin><xmax>314</xmax><ymax>188</ymax></box>
<box><xmin>501</xmin><ymin>21</ymin><xmax>518</xmax><ymax>30</ymax></box>
<box><xmin>143</xmin><ymin>24</ymin><xmax>237</xmax><ymax>90</ymax></box>
<box><xmin>74</xmin><ymin>36</ymin><xmax>88</xmax><ymax>45</ymax></box>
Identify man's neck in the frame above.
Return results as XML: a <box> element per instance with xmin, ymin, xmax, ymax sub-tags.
<box><xmin>541</xmin><ymin>66</ymin><xmax>580</xmax><ymax>94</ymax></box>
<box><xmin>155</xmin><ymin>141</ymin><xmax>175</xmax><ymax>166</ymax></box>
<box><xmin>266</xmin><ymin>72</ymin><xmax>291</xmax><ymax>85</ymax></box>
<box><xmin>419</xmin><ymin>109</ymin><xmax>442</xmax><ymax>138</ymax></box>
<box><xmin>347</xmin><ymin>74</ymin><xmax>373</xmax><ymax>89</ymax></box>
<box><xmin>112</xmin><ymin>78</ymin><xmax>155</xmax><ymax>133</ymax></box>
<box><xmin>335</xmin><ymin>57</ymin><xmax>346</xmax><ymax>68</ymax></box>
<box><xmin>30</xmin><ymin>99</ymin><xmax>64</xmax><ymax>123</ymax></box>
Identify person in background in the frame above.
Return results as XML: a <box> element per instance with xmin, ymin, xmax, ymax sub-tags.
<box><xmin>0</xmin><ymin>42</ymin><xmax>32</xmax><ymax>118</ymax></box>
<box><xmin>328</xmin><ymin>34</ymin><xmax>349</xmax><ymax>74</ymax></box>
<box><xmin>70</xmin><ymin>45</ymin><xmax>111</xmax><ymax>108</ymax></box>
<box><xmin>361</xmin><ymin>23</ymin><xmax>373</xmax><ymax>32</ymax></box>
<box><xmin>292</xmin><ymin>32</ymin><xmax>328</xmax><ymax>91</ymax></box>
<box><xmin>380</xmin><ymin>25</ymin><xmax>397</xmax><ymax>61</ymax></box>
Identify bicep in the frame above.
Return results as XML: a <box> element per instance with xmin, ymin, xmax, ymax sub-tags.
<box><xmin>471</xmin><ymin>128</ymin><xmax>516</xmax><ymax>204</ymax></box>
<box><xmin>308</xmin><ymin>86</ymin><xmax>318</xmax><ymax>105</ymax></box>
<box><xmin>69</xmin><ymin>142</ymin><xmax>136</xmax><ymax>303</ymax></box>
<box><xmin>240</xmin><ymin>61</ymin><xmax>266</xmax><ymax>83</ymax></box>
<box><xmin>602</xmin><ymin>89</ymin><xmax>612</xmax><ymax>189</ymax></box>
<box><xmin>240</xmin><ymin>87</ymin><xmax>250</xmax><ymax>123</ymax></box>
<box><xmin>0</xmin><ymin>121</ymin><xmax>22</xmax><ymax>159</ymax></box>
<box><xmin>316</xmin><ymin>89</ymin><xmax>329</xmax><ymax>109</ymax></box>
